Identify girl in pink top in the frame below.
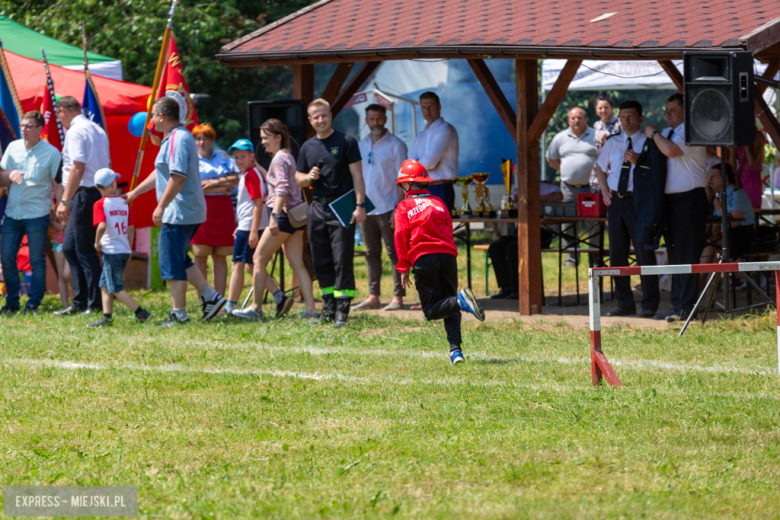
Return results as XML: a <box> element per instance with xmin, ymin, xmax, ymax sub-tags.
<box><xmin>234</xmin><ymin>119</ymin><xmax>317</xmax><ymax>320</ymax></box>
<box><xmin>729</xmin><ymin>130</ymin><xmax>765</xmax><ymax>208</ymax></box>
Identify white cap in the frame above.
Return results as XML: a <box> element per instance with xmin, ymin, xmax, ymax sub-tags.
<box><xmin>94</xmin><ymin>168</ymin><xmax>119</xmax><ymax>188</ymax></box>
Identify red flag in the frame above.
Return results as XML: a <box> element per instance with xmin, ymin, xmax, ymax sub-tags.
<box><xmin>148</xmin><ymin>35</ymin><xmax>198</xmax><ymax>140</ymax></box>
<box><xmin>40</xmin><ymin>86</ymin><xmax>62</xmax><ymax>151</ymax></box>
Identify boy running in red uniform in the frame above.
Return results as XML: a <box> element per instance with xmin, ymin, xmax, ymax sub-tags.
<box><xmin>394</xmin><ymin>159</ymin><xmax>484</xmax><ymax>364</ymax></box>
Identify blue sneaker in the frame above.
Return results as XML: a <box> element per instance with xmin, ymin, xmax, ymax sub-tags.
<box><xmin>450</xmin><ymin>350</ymin><xmax>465</xmax><ymax>365</ymax></box>
<box><xmin>457</xmin><ymin>287</ymin><xmax>485</xmax><ymax>322</ymax></box>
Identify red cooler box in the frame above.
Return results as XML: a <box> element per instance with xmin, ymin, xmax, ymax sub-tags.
<box><xmin>577</xmin><ymin>192</ymin><xmax>607</xmax><ymax>217</ymax></box>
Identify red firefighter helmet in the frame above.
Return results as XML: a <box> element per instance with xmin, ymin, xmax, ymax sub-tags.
<box><xmin>396</xmin><ymin>159</ymin><xmax>430</xmax><ymax>184</ymax></box>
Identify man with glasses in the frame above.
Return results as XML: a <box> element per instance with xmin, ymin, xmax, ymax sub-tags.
<box><xmin>54</xmin><ymin>96</ymin><xmax>110</xmax><ymax>316</ymax></box>
<box><xmin>0</xmin><ymin>111</ymin><xmax>61</xmax><ymax>313</ymax></box>
<box><xmin>595</xmin><ymin>100</ymin><xmax>659</xmax><ymax>318</ymax></box>
<box><xmin>353</xmin><ymin>104</ymin><xmax>407</xmax><ymax>311</ymax></box>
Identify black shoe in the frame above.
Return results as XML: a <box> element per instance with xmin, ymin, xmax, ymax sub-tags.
<box><xmin>0</xmin><ymin>305</ymin><xmax>20</xmax><ymax>315</ymax></box>
<box><xmin>87</xmin><ymin>316</ymin><xmax>112</xmax><ymax>328</ymax></box>
<box><xmin>654</xmin><ymin>310</ymin><xmax>676</xmax><ymax>321</ymax></box>
<box><xmin>639</xmin><ymin>308</ymin><xmax>657</xmax><ymax>318</ymax></box>
<box><xmin>275</xmin><ymin>295</ymin><xmax>294</xmax><ymax>318</ymax></box>
<box><xmin>507</xmin><ymin>293</ymin><xmax>519</xmax><ymax>300</ymax></box>
<box><xmin>135</xmin><ymin>308</ymin><xmax>153</xmax><ymax>323</ymax></box>
<box><xmin>201</xmin><ymin>293</ymin><xmax>227</xmax><ymax>321</ymax></box>
<box><xmin>22</xmin><ymin>306</ymin><xmax>38</xmax><ymax>315</ymax></box>
<box><xmin>607</xmin><ymin>306</ymin><xmax>636</xmax><ymax>317</ymax></box>
<box><xmin>54</xmin><ymin>305</ymin><xmax>82</xmax><ymax>316</ymax></box>
<box><xmin>310</xmin><ymin>293</ymin><xmax>336</xmax><ymax>324</ymax></box>
<box><xmin>665</xmin><ymin>310</ymin><xmax>683</xmax><ymax>322</ymax></box>
<box><xmin>334</xmin><ymin>297</ymin><xmax>351</xmax><ymax>328</ymax></box>
<box><xmin>490</xmin><ymin>287</ymin><xmax>511</xmax><ymax>299</ymax></box>
<box><xmin>677</xmin><ymin>309</ymin><xmax>699</xmax><ymax>322</ymax></box>
<box><xmin>160</xmin><ymin>311</ymin><xmax>189</xmax><ymax>328</ymax></box>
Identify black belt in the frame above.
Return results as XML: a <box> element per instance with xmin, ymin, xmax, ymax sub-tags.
<box><xmin>611</xmin><ymin>190</ymin><xmax>633</xmax><ymax>198</ymax></box>
<box><xmin>666</xmin><ymin>187</ymin><xmax>705</xmax><ymax>200</ymax></box>
<box><xmin>313</xmin><ymin>194</ymin><xmax>342</xmax><ymax>205</ymax></box>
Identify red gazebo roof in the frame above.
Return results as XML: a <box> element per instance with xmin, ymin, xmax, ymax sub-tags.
<box><xmin>218</xmin><ymin>0</ymin><xmax>780</xmax><ymax>64</ymax></box>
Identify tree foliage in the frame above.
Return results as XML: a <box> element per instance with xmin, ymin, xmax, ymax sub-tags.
<box><xmin>0</xmin><ymin>0</ymin><xmax>314</xmax><ymax>145</ymax></box>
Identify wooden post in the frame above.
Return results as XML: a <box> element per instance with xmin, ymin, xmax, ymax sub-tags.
<box><xmin>516</xmin><ymin>59</ymin><xmax>542</xmax><ymax>315</ymax></box>
<box><xmin>293</xmin><ymin>64</ymin><xmax>314</xmax><ymax>108</ymax></box>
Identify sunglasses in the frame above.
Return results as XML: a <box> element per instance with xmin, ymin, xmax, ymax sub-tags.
<box><xmin>367</xmin><ymin>151</ymin><xmax>373</xmax><ymax>164</ymax></box>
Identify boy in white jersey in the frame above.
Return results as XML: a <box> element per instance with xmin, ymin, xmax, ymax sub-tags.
<box><xmin>224</xmin><ymin>140</ymin><xmax>293</xmax><ymax>317</ymax></box>
<box><xmin>87</xmin><ymin>168</ymin><xmax>152</xmax><ymax>327</ymax></box>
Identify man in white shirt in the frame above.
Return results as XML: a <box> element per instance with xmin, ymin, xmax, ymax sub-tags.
<box><xmin>596</xmin><ymin>100</ymin><xmax>659</xmax><ymax>318</ymax></box>
<box><xmin>353</xmin><ymin>104</ymin><xmax>408</xmax><ymax>311</ymax></box>
<box><xmin>54</xmin><ymin>95</ymin><xmax>111</xmax><ymax>316</ymax></box>
<box><xmin>644</xmin><ymin>92</ymin><xmax>708</xmax><ymax>322</ymax></box>
<box><xmin>409</xmin><ymin>91</ymin><xmax>458</xmax><ymax>213</ymax></box>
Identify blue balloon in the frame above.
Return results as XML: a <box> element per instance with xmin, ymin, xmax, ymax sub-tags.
<box><xmin>128</xmin><ymin>111</ymin><xmax>148</xmax><ymax>138</ymax></box>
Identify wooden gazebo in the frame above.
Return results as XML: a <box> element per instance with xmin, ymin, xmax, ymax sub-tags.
<box><xmin>218</xmin><ymin>0</ymin><xmax>780</xmax><ymax>315</ymax></box>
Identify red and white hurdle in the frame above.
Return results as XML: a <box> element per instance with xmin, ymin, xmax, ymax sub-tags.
<box><xmin>588</xmin><ymin>261</ymin><xmax>780</xmax><ymax>386</ymax></box>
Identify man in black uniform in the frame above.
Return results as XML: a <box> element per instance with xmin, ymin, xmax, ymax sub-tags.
<box><xmin>296</xmin><ymin>98</ymin><xmax>366</xmax><ymax>328</ymax></box>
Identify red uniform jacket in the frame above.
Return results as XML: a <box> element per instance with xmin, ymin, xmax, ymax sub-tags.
<box><xmin>394</xmin><ymin>189</ymin><xmax>458</xmax><ymax>273</ymax></box>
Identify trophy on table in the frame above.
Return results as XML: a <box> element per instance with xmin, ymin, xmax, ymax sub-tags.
<box><xmin>471</xmin><ymin>172</ymin><xmax>495</xmax><ymax>218</ymax></box>
<box><xmin>498</xmin><ymin>158</ymin><xmax>517</xmax><ymax>218</ymax></box>
<box><xmin>456</xmin><ymin>176</ymin><xmax>474</xmax><ymax>217</ymax></box>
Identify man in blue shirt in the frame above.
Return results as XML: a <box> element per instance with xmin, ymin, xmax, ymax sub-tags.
<box><xmin>0</xmin><ymin>111</ymin><xmax>61</xmax><ymax>313</ymax></box>
<box><xmin>126</xmin><ymin>97</ymin><xmax>225</xmax><ymax>326</ymax></box>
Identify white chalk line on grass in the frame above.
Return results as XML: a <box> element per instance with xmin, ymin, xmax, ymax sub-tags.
<box><xmin>183</xmin><ymin>339</ymin><xmax>776</xmax><ymax>376</ymax></box>
<box><xmin>3</xmin><ymin>358</ymin><xmax>780</xmax><ymax>403</ymax></box>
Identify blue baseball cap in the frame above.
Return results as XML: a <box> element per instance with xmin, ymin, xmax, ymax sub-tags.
<box><xmin>95</xmin><ymin>168</ymin><xmax>119</xmax><ymax>188</ymax></box>
<box><xmin>228</xmin><ymin>139</ymin><xmax>254</xmax><ymax>154</ymax></box>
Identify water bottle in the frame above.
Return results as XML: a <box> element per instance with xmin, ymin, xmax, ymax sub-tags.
<box><xmin>355</xmin><ymin>226</ymin><xmax>363</xmax><ymax>247</ymax></box>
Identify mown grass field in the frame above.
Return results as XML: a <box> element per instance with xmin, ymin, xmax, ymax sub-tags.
<box><xmin>1</xmin><ymin>242</ymin><xmax>779</xmax><ymax>518</ymax></box>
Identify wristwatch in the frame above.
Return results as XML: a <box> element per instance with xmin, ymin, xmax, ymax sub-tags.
<box><xmin>715</xmin><ymin>193</ymin><xmax>722</xmax><ymax>201</ymax></box>
<box><xmin>650</xmin><ymin>130</ymin><xmax>658</xmax><ymax>139</ymax></box>
<box><xmin>356</xmin><ymin>202</ymin><xmax>366</xmax><ymax>208</ymax></box>
<box><xmin>270</xmin><ymin>212</ymin><xmax>278</xmax><ymax>218</ymax></box>
<box><xmin>61</xmin><ymin>199</ymin><xmax>70</xmax><ymax>206</ymax></box>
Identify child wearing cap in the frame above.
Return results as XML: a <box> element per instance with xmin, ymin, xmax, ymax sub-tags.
<box><xmin>394</xmin><ymin>159</ymin><xmax>484</xmax><ymax>364</ymax></box>
<box><xmin>224</xmin><ymin>139</ymin><xmax>293</xmax><ymax>317</ymax></box>
<box><xmin>88</xmin><ymin>168</ymin><xmax>152</xmax><ymax>327</ymax></box>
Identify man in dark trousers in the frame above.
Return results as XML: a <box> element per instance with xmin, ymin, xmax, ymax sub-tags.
<box><xmin>296</xmin><ymin>98</ymin><xmax>367</xmax><ymax>328</ymax></box>
<box><xmin>595</xmin><ymin>99</ymin><xmax>660</xmax><ymax>317</ymax></box>
<box><xmin>645</xmin><ymin>93</ymin><xmax>708</xmax><ymax>322</ymax></box>
<box><xmin>54</xmin><ymin>96</ymin><xmax>110</xmax><ymax>315</ymax></box>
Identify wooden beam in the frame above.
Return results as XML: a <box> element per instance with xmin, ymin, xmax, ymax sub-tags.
<box><xmin>756</xmin><ymin>84</ymin><xmax>780</xmax><ymax>147</ymax></box>
<box><xmin>467</xmin><ymin>59</ymin><xmax>517</xmax><ymax>139</ymax></box>
<box><xmin>293</xmin><ymin>64</ymin><xmax>314</xmax><ymax>107</ymax></box>
<box><xmin>741</xmin><ymin>17</ymin><xmax>780</xmax><ymax>54</ymax></box>
<box><xmin>516</xmin><ymin>59</ymin><xmax>542</xmax><ymax>315</ymax></box>
<box><xmin>527</xmin><ymin>59</ymin><xmax>581</xmax><ymax>145</ymax></box>
<box><xmin>659</xmin><ymin>60</ymin><xmax>683</xmax><ymax>92</ymax></box>
<box><xmin>757</xmin><ymin>58</ymin><xmax>780</xmax><ymax>95</ymax></box>
<box><xmin>331</xmin><ymin>61</ymin><xmax>380</xmax><ymax>118</ymax></box>
<box><xmin>321</xmin><ymin>63</ymin><xmax>355</xmax><ymax>105</ymax></box>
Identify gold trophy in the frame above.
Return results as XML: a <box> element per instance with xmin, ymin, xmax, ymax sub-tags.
<box><xmin>471</xmin><ymin>172</ymin><xmax>494</xmax><ymax>217</ymax></box>
<box><xmin>456</xmin><ymin>176</ymin><xmax>474</xmax><ymax>217</ymax></box>
<box><xmin>499</xmin><ymin>158</ymin><xmax>517</xmax><ymax>218</ymax></box>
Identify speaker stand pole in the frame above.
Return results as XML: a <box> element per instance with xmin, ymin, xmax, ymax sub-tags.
<box><xmin>720</xmin><ymin>146</ymin><xmax>731</xmax><ymax>314</ymax></box>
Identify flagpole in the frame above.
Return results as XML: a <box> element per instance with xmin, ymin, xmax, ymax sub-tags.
<box><xmin>129</xmin><ymin>0</ymin><xmax>178</xmax><ymax>195</ymax></box>
<box><xmin>0</xmin><ymin>39</ymin><xmax>22</xmax><ymax>128</ymax></box>
<box><xmin>41</xmin><ymin>47</ymin><xmax>65</xmax><ymax>146</ymax></box>
<box><xmin>82</xmin><ymin>21</ymin><xmax>109</xmax><ymax>149</ymax></box>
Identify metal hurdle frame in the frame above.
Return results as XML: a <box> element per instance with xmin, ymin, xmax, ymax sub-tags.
<box><xmin>588</xmin><ymin>261</ymin><xmax>780</xmax><ymax>387</ymax></box>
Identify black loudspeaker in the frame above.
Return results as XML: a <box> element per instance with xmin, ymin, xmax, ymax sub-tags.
<box><xmin>247</xmin><ymin>100</ymin><xmax>306</xmax><ymax>170</ymax></box>
<box><xmin>684</xmin><ymin>52</ymin><xmax>755</xmax><ymax>146</ymax></box>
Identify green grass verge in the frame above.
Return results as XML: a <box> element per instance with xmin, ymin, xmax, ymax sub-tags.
<box><xmin>0</xmin><ymin>285</ymin><xmax>779</xmax><ymax>518</ymax></box>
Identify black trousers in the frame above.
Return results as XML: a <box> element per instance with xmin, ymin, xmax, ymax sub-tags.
<box><xmin>664</xmin><ymin>188</ymin><xmax>708</xmax><ymax>312</ymax></box>
<box><xmin>63</xmin><ymin>186</ymin><xmax>102</xmax><ymax>310</ymax></box>
<box><xmin>413</xmin><ymin>253</ymin><xmax>461</xmax><ymax>350</ymax></box>
<box><xmin>607</xmin><ymin>195</ymin><xmax>660</xmax><ymax>311</ymax></box>
<box><xmin>308</xmin><ymin>200</ymin><xmax>355</xmax><ymax>295</ymax></box>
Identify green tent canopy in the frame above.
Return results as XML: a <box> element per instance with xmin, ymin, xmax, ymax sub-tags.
<box><xmin>0</xmin><ymin>15</ymin><xmax>122</xmax><ymax>81</ymax></box>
